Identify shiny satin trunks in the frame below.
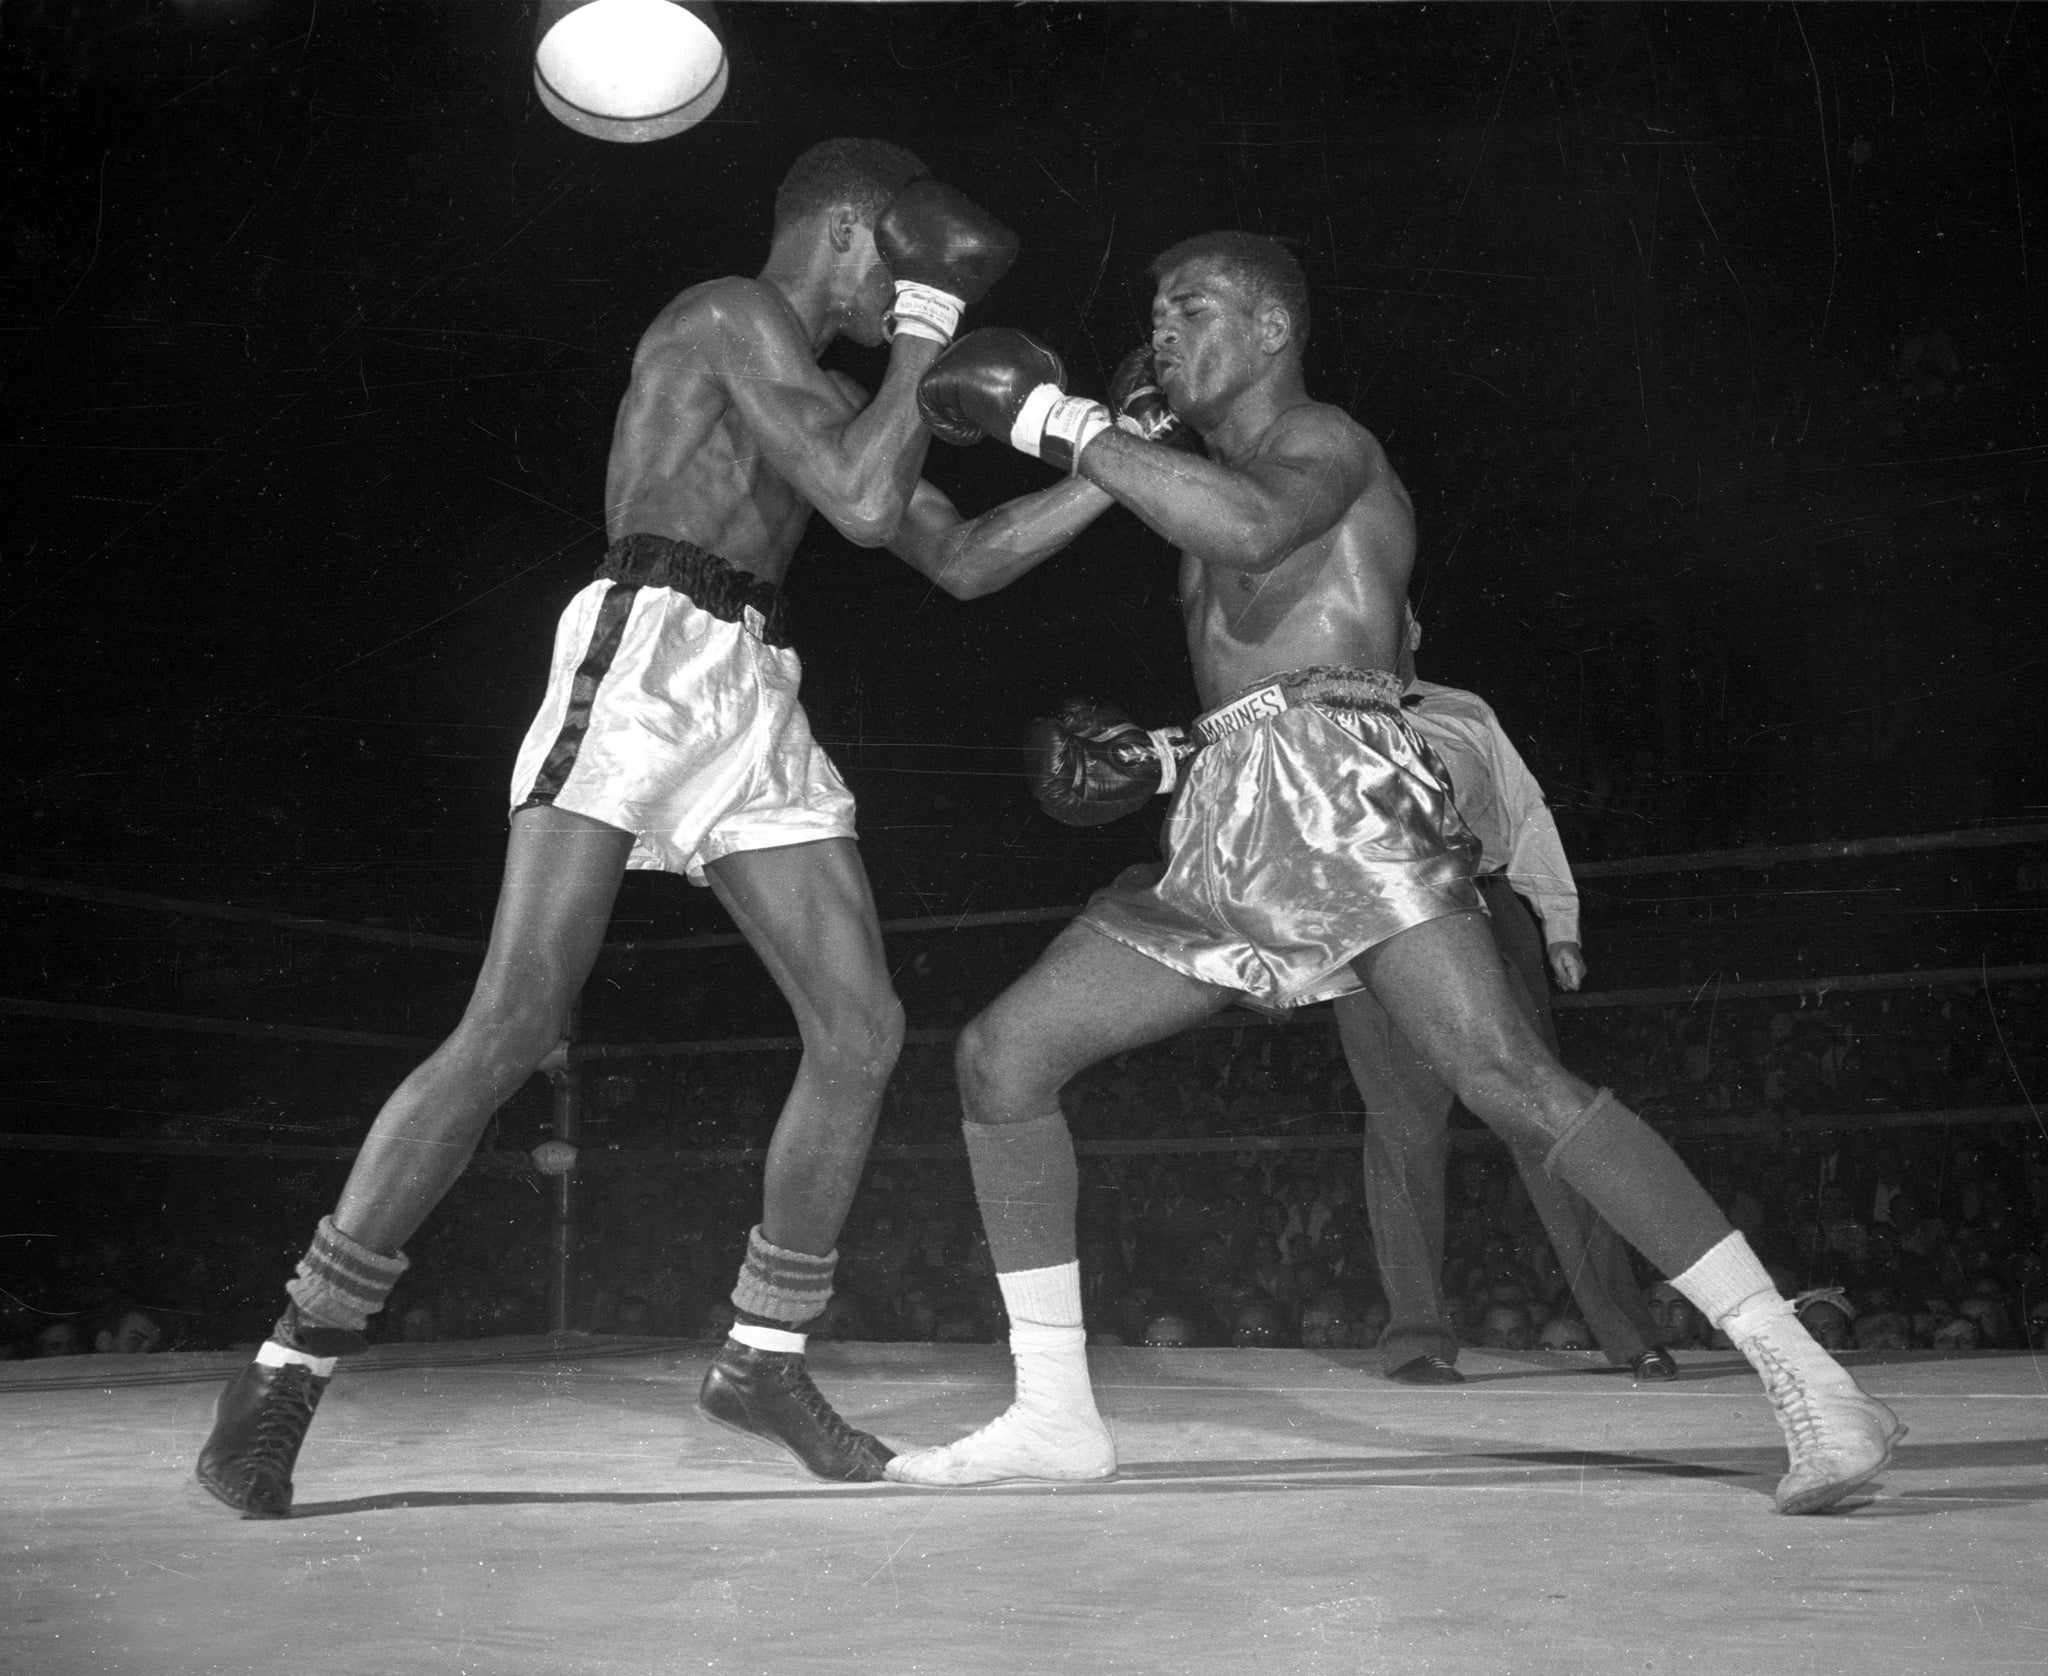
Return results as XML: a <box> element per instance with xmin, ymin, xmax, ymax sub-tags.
<box><xmin>509</xmin><ymin>535</ymin><xmax>854</xmax><ymax>883</ymax></box>
<box><xmin>1079</xmin><ymin>666</ymin><xmax>1484</xmax><ymax>1010</ymax></box>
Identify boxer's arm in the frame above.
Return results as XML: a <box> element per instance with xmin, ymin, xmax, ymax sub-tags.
<box><xmin>1074</xmin><ymin>405</ymin><xmax>1370</xmax><ymax>573</ymax></box>
<box><xmin>694</xmin><ymin>280</ymin><xmax>940</xmax><ymax>546</ymax></box>
<box><xmin>886</xmin><ymin>475</ymin><xmax>1115</xmax><ymax>600</ymax></box>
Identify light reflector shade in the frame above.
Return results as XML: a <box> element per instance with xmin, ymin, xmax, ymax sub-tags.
<box><xmin>534</xmin><ymin>0</ymin><xmax>726</xmax><ymax>143</ymax></box>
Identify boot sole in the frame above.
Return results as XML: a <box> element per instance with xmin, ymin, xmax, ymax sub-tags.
<box><xmin>1775</xmin><ymin>1421</ymin><xmax>1907</xmax><ymax>1515</ymax></box>
<box><xmin>695</xmin><ymin>1392</ymin><xmax>893</xmax><ymax>1484</ymax></box>
<box><xmin>195</xmin><ymin>1463</ymin><xmax>293</xmax><ymax>1519</ymax></box>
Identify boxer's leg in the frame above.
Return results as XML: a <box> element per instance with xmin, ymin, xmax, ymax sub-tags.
<box><xmin>1359</xmin><ymin>911</ymin><xmax>1900</xmax><ymax>1514</ymax></box>
<box><xmin>199</xmin><ymin>806</ymin><xmax>631</xmax><ymax>1517</ymax></box>
<box><xmin>695</xmin><ymin>837</ymin><xmax>903</xmax><ymax>1482</ymax></box>
<box><xmin>889</xmin><ymin>923</ymin><xmax>1230</xmax><ymax>1487</ymax></box>
<box><xmin>1332</xmin><ymin>989</ymin><xmax>1462</xmax><ymax>1381</ymax></box>
<box><xmin>1480</xmin><ymin>895</ymin><xmax>1660</xmax><ymax>1367</ymax></box>
<box><xmin>334</xmin><ymin>806</ymin><xmax>632</xmax><ymax>1251</ymax></box>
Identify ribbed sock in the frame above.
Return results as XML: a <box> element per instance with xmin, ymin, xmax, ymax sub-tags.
<box><xmin>283</xmin><ymin>1216</ymin><xmax>409</xmax><ymax>1334</ymax></box>
<box><xmin>728</xmin><ymin>1227</ymin><xmax>834</xmax><ymax>1352</ymax></box>
<box><xmin>962</xmin><ymin>1112</ymin><xmax>1079</xmax><ymax>1272</ymax></box>
<box><xmin>1543</xmin><ymin>1089</ymin><xmax>1733</xmax><ymax>1277</ymax></box>
<box><xmin>1669</xmin><ymin>1230</ymin><xmax>1779</xmax><ymax>1327</ymax></box>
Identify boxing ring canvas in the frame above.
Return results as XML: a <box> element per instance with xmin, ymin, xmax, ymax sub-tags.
<box><xmin>5</xmin><ymin>1339</ymin><xmax>2042</xmax><ymax>1675</ymax></box>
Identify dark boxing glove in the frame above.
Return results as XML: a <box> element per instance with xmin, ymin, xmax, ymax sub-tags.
<box><xmin>1109</xmin><ymin>347</ymin><xmax>1204</xmax><ymax>455</ymax></box>
<box><xmin>875</xmin><ymin>179</ymin><xmax>1019</xmax><ymax>345</ymax></box>
<box><xmin>918</xmin><ymin>329</ymin><xmax>1112</xmax><ymax>471</ymax></box>
<box><xmin>1025</xmin><ymin>697</ymin><xmax>1200</xmax><ymax>827</ymax></box>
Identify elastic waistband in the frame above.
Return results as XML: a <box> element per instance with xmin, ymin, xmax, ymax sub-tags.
<box><xmin>1194</xmin><ymin>666</ymin><xmax>1404</xmax><ymax>744</ymax></box>
<box><xmin>596</xmin><ymin>534</ymin><xmax>790</xmax><ymax>647</ymax></box>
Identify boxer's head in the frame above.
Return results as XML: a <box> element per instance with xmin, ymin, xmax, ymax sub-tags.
<box><xmin>773</xmin><ymin>138</ymin><xmax>929</xmax><ymax>342</ymax></box>
<box><xmin>1146</xmin><ymin>231</ymin><xmax>1309</xmax><ymax>421</ymax></box>
<box><xmin>773</xmin><ymin>137</ymin><xmax>929</xmax><ymax>234</ymax></box>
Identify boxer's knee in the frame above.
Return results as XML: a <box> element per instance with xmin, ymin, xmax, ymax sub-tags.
<box><xmin>445</xmin><ymin>992</ymin><xmax>565</xmax><ymax>1089</ymax></box>
<box><xmin>955</xmin><ymin>1007</ymin><xmax>1054</xmax><ymax>1119</ymax></box>
<box><xmin>955</xmin><ymin>1011</ymin><xmax>1003</xmax><ymax>1111</ymax></box>
<box><xmin>800</xmin><ymin>986</ymin><xmax>904</xmax><ymax>1092</ymax></box>
<box><xmin>1441</xmin><ymin>1045</ymin><xmax>1580</xmax><ymax>1151</ymax></box>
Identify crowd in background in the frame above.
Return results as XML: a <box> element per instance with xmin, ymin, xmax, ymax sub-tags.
<box><xmin>7</xmin><ymin>979</ymin><xmax>2044</xmax><ymax>1361</ymax></box>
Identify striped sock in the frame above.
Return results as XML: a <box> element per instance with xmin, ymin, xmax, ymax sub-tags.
<box><xmin>729</xmin><ymin>1227</ymin><xmax>835</xmax><ymax>1344</ymax></box>
<box><xmin>283</xmin><ymin>1215</ymin><xmax>410</xmax><ymax>1333</ymax></box>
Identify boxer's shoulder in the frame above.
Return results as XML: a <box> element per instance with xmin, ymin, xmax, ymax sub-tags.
<box><xmin>640</xmin><ymin>276</ymin><xmax>802</xmax><ymax>358</ymax></box>
<box><xmin>1248</xmin><ymin>398</ymin><xmax>1372</xmax><ymax>466</ymax></box>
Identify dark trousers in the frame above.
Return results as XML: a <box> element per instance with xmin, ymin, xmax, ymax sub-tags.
<box><xmin>1337</xmin><ymin>876</ymin><xmax>1661</xmax><ymax>1369</ymax></box>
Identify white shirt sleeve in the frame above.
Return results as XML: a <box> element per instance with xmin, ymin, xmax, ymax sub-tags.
<box><xmin>1481</xmin><ymin>708</ymin><xmax>1580</xmax><ymax>947</ymax></box>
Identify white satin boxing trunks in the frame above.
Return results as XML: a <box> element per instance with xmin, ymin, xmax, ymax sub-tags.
<box><xmin>509</xmin><ymin>534</ymin><xmax>855</xmax><ymax>883</ymax></box>
<box><xmin>1079</xmin><ymin>666</ymin><xmax>1484</xmax><ymax>1010</ymax></box>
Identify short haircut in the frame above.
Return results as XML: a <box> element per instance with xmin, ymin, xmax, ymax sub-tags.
<box><xmin>1149</xmin><ymin>230</ymin><xmax>1311</xmax><ymax>352</ymax></box>
<box><xmin>773</xmin><ymin>138</ymin><xmax>929</xmax><ymax>231</ymax></box>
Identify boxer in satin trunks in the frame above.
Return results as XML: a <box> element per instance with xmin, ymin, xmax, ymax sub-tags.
<box><xmin>510</xmin><ymin>534</ymin><xmax>855</xmax><ymax>884</ymax></box>
<box><xmin>1079</xmin><ymin>664</ymin><xmax>1482</xmax><ymax>1011</ymax></box>
<box><xmin>196</xmin><ymin>140</ymin><xmax>1033</xmax><ymax>1514</ymax></box>
<box><xmin>877</xmin><ymin>228</ymin><xmax>1900</xmax><ymax>1516</ymax></box>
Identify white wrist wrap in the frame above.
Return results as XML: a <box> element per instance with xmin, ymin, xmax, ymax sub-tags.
<box><xmin>1147</xmin><ymin>729</ymin><xmax>1183</xmax><ymax>796</ymax></box>
<box><xmin>1012</xmin><ymin>386</ymin><xmax>1111</xmax><ymax>474</ymax></box>
<box><xmin>1042</xmin><ymin>398</ymin><xmax>1113</xmax><ymax>474</ymax></box>
<box><xmin>888</xmin><ymin>281</ymin><xmax>962</xmax><ymax>344</ymax></box>
<box><xmin>1008</xmin><ymin>383</ymin><xmax>1065</xmax><ymax>457</ymax></box>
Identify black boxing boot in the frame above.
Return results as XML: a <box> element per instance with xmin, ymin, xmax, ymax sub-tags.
<box><xmin>698</xmin><ymin>1340</ymin><xmax>894</xmax><ymax>1483</ymax></box>
<box><xmin>196</xmin><ymin>1304</ymin><xmax>367</xmax><ymax>1519</ymax></box>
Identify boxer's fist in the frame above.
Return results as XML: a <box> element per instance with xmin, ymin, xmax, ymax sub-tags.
<box><xmin>876</xmin><ymin>180</ymin><xmax>1018</xmax><ymax>343</ymax></box>
<box><xmin>1109</xmin><ymin>348</ymin><xmax>1203</xmax><ymax>454</ymax></box>
<box><xmin>918</xmin><ymin>328</ymin><xmax>1063</xmax><ymax>448</ymax></box>
<box><xmin>1025</xmin><ymin>697</ymin><xmax>1198</xmax><ymax>826</ymax></box>
<box><xmin>918</xmin><ymin>329</ymin><xmax>1112</xmax><ymax>473</ymax></box>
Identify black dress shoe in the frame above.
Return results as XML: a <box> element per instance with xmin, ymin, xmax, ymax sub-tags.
<box><xmin>698</xmin><ymin>1339</ymin><xmax>894</xmax><ymax>1481</ymax></box>
<box><xmin>1385</xmin><ymin>1354</ymin><xmax>1466</xmax><ymax>1386</ymax></box>
<box><xmin>1630</xmin><ymin>1347</ymin><xmax>1680</xmax><ymax>1382</ymax></box>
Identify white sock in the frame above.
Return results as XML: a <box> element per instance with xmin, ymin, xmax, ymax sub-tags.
<box><xmin>258</xmin><ymin>1340</ymin><xmax>338</xmax><ymax>1379</ymax></box>
<box><xmin>730</xmin><ymin>1322</ymin><xmax>806</xmax><ymax>1355</ymax></box>
<box><xmin>998</xmin><ymin>1261</ymin><xmax>1083</xmax><ymax>1330</ymax></box>
<box><xmin>1669</xmin><ymin>1231</ymin><xmax>1779</xmax><ymax>1327</ymax></box>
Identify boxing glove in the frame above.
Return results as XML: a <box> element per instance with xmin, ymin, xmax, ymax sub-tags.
<box><xmin>917</xmin><ymin>329</ymin><xmax>1112</xmax><ymax>472</ymax></box>
<box><xmin>1025</xmin><ymin>697</ymin><xmax>1199</xmax><ymax>826</ymax></box>
<box><xmin>1109</xmin><ymin>347</ymin><xmax>1204</xmax><ymax>454</ymax></box>
<box><xmin>875</xmin><ymin>180</ymin><xmax>1019</xmax><ymax>345</ymax></box>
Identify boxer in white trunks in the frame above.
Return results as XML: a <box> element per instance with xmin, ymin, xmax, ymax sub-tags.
<box><xmin>198</xmin><ymin>139</ymin><xmax>1027</xmax><ymax>1514</ymax></box>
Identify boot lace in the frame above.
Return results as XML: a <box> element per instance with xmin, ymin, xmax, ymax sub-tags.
<box><xmin>241</xmin><ymin>1366</ymin><xmax>323</xmax><ymax>1488</ymax></box>
<box><xmin>773</xmin><ymin>1358</ymin><xmax>880</xmax><ymax>1457</ymax></box>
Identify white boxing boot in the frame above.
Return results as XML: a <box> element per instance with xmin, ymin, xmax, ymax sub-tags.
<box><xmin>886</xmin><ymin>1320</ymin><xmax>1115</xmax><ymax>1487</ymax></box>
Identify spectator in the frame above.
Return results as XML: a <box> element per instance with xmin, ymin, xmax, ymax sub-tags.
<box><xmin>87</xmin><ymin>1305</ymin><xmax>164</xmax><ymax>1354</ymax></box>
<box><xmin>32</xmin><ymin>1320</ymin><xmax>87</xmax><ymax>1358</ymax></box>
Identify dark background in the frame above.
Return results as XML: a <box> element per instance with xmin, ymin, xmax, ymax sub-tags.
<box><xmin>3</xmin><ymin>1</ymin><xmax>2044</xmax><ymax>1037</ymax></box>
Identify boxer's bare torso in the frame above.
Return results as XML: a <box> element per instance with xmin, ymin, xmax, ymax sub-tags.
<box><xmin>1176</xmin><ymin>406</ymin><xmax>1414</xmax><ymax>709</ymax></box>
<box><xmin>603</xmin><ymin>257</ymin><xmax>907</xmax><ymax>588</ymax></box>
<box><xmin>1066</xmin><ymin>255</ymin><xmax>1417</xmax><ymax>712</ymax></box>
